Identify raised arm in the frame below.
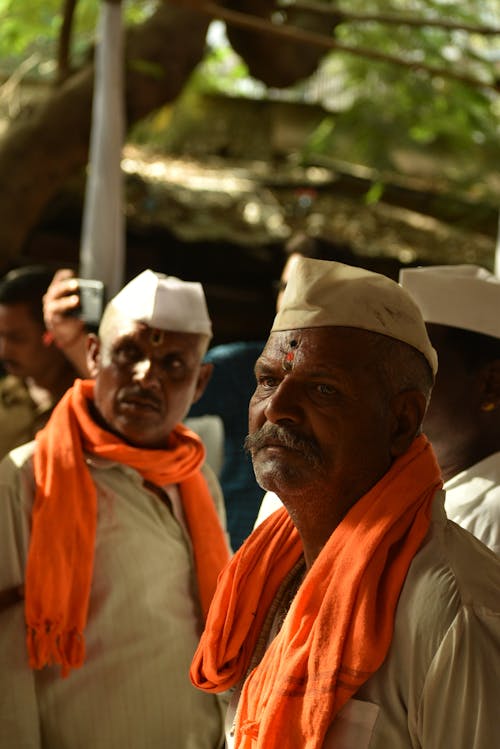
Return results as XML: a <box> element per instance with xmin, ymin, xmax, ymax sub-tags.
<box><xmin>43</xmin><ymin>269</ymin><xmax>90</xmax><ymax>377</ymax></box>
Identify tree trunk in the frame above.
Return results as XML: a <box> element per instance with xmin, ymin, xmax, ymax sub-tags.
<box><xmin>0</xmin><ymin>4</ymin><xmax>210</xmax><ymax>268</ymax></box>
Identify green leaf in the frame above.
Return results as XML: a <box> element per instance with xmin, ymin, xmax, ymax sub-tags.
<box><xmin>365</xmin><ymin>181</ymin><xmax>385</xmax><ymax>205</ymax></box>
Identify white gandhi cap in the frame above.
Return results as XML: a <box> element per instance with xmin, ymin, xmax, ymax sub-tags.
<box><xmin>399</xmin><ymin>264</ymin><xmax>500</xmax><ymax>341</ymax></box>
<box><xmin>272</xmin><ymin>256</ymin><xmax>437</xmax><ymax>374</ymax></box>
<box><xmin>109</xmin><ymin>269</ymin><xmax>212</xmax><ymax>337</ymax></box>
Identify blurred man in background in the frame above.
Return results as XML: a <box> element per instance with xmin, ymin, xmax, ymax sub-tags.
<box><xmin>0</xmin><ymin>265</ymin><xmax>79</xmax><ymax>459</ymax></box>
<box><xmin>401</xmin><ymin>264</ymin><xmax>500</xmax><ymax>554</ymax></box>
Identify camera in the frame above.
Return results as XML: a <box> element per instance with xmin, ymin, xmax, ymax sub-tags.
<box><xmin>70</xmin><ymin>279</ymin><xmax>106</xmax><ymax>329</ymax></box>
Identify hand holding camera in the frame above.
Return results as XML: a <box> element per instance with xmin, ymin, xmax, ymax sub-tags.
<box><xmin>43</xmin><ymin>269</ymin><xmax>105</xmax><ymax>377</ymax></box>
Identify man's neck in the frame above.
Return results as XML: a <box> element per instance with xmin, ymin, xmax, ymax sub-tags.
<box><xmin>438</xmin><ymin>442</ymin><xmax>500</xmax><ymax>482</ymax></box>
<box><xmin>282</xmin><ymin>493</ymin><xmax>348</xmax><ymax>570</ymax></box>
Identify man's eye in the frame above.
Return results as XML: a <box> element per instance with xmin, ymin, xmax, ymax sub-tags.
<box><xmin>315</xmin><ymin>383</ymin><xmax>336</xmax><ymax>395</ymax></box>
<box><xmin>257</xmin><ymin>376</ymin><xmax>279</xmax><ymax>389</ymax></box>
<box><xmin>163</xmin><ymin>356</ymin><xmax>186</xmax><ymax>375</ymax></box>
<box><xmin>114</xmin><ymin>345</ymin><xmax>141</xmax><ymax>363</ymax></box>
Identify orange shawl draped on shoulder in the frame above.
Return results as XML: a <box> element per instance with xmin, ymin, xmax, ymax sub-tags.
<box><xmin>191</xmin><ymin>434</ymin><xmax>442</xmax><ymax>749</ymax></box>
<box><xmin>25</xmin><ymin>379</ymin><xmax>230</xmax><ymax>676</ymax></box>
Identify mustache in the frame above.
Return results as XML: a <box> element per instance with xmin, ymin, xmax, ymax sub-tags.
<box><xmin>244</xmin><ymin>424</ymin><xmax>321</xmax><ymax>467</ymax></box>
<box><xmin>118</xmin><ymin>386</ymin><xmax>162</xmax><ymax>409</ymax></box>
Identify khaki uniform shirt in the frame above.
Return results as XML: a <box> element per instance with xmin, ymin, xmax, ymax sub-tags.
<box><xmin>0</xmin><ymin>376</ymin><xmax>53</xmax><ymax>460</ymax></box>
<box><xmin>0</xmin><ymin>441</ymin><xmax>227</xmax><ymax>749</ymax></box>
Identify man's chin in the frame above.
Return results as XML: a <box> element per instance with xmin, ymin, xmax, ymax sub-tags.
<box><xmin>253</xmin><ymin>456</ymin><xmax>307</xmax><ymax>494</ymax></box>
<box><xmin>108</xmin><ymin>415</ymin><xmax>168</xmax><ymax>449</ymax></box>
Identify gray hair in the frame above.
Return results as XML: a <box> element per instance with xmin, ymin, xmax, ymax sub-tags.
<box><xmin>369</xmin><ymin>333</ymin><xmax>434</xmax><ymax>408</ymax></box>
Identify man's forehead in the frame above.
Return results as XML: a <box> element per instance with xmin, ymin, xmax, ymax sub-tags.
<box><xmin>259</xmin><ymin>327</ymin><xmax>379</xmax><ymax>369</ymax></box>
<box><xmin>0</xmin><ymin>303</ymin><xmax>38</xmax><ymax>327</ymax></box>
<box><xmin>110</xmin><ymin>318</ymin><xmax>203</xmax><ymax>350</ymax></box>
<box><xmin>263</xmin><ymin>326</ymin><xmax>378</xmax><ymax>350</ymax></box>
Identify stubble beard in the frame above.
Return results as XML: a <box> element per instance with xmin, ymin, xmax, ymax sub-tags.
<box><xmin>245</xmin><ymin>423</ymin><xmax>323</xmax><ymax>492</ymax></box>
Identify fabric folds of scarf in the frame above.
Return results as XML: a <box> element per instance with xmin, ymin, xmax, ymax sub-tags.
<box><xmin>26</xmin><ymin>378</ymin><xmax>230</xmax><ymax>676</ymax></box>
<box><xmin>191</xmin><ymin>434</ymin><xmax>442</xmax><ymax>749</ymax></box>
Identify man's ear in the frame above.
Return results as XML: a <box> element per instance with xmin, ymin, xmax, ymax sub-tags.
<box><xmin>389</xmin><ymin>389</ymin><xmax>428</xmax><ymax>458</ymax></box>
<box><xmin>86</xmin><ymin>333</ymin><xmax>101</xmax><ymax>379</ymax></box>
<box><xmin>192</xmin><ymin>362</ymin><xmax>213</xmax><ymax>404</ymax></box>
<box><xmin>478</xmin><ymin>359</ymin><xmax>500</xmax><ymax>412</ymax></box>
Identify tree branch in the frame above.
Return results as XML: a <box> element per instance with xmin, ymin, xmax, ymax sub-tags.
<box><xmin>0</xmin><ymin>2</ymin><xmax>210</xmax><ymax>263</ymax></box>
<box><xmin>178</xmin><ymin>1</ymin><xmax>499</xmax><ymax>92</ymax></box>
<box><xmin>57</xmin><ymin>0</ymin><xmax>78</xmax><ymax>83</ymax></box>
<box><xmin>286</xmin><ymin>1</ymin><xmax>500</xmax><ymax>36</ymax></box>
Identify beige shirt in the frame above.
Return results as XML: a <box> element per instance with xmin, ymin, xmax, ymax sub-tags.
<box><xmin>231</xmin><ymin>493</ymin><xmax>500</xmax><ymax>748</ymax></box>
<box><xmin>0</xmin><ymin>441</ymin><xmax>227</xmax><ymax>749</ymax></box>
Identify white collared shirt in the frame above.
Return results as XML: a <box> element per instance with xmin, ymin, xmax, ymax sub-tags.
<box><xmin>444</xmin><ymin>451</ymin><xmax>500</xmax><ymax>555</ymax></box>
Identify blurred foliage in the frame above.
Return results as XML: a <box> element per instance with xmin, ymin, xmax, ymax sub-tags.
<box><xmin>192</xmin><ymin>1</ymin><xmax>500</xmax><ymax>199</ymax></box>
<box><xmin>1</xmin><ymin>0</ymin><xmax>499</xmax><ymax>199</ymax></box>
<box><xmin>0</xmin><ymin>0</ymin><xmax>154</xmax><ymax>76</ymax></box>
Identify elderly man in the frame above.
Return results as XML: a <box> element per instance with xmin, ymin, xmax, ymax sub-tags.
<box><xmin>0</xmin><ymin>265</ymin><xmax>80</xmax><ymax>459</ymax></box>
<box><xmin>0</xmin><ymin>269</ymin><xmax>230</xmax><ymax>748</ymax></box>
<box><xmin>400</xmin><ymin>264</ymin><xmax>500</xmax><ymax>555</ymax></box>
<box><xmin>191</xmin><ymin>257</ymin><xmax>500</xmax><ymax>749</ymax></box>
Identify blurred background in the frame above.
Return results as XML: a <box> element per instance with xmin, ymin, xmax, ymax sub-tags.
<box><xmin>0</xmin><ymin>0</ymin><xmax>498</xmax><ymax>341</ymax></box>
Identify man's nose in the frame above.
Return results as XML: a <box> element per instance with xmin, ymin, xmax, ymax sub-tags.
<box><xmin>263</xmin><ymin>378</ymin><xmax>302</xmax><ymax>425</ymax></box>
<box><xmin>132</xmin><ymin>358</ymin><xmax>162</xmax><ymax>388</ymax></box>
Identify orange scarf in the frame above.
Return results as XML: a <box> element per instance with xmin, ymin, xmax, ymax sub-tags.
<box><xmin>26</xmin><ymin>378</ymin><xmax>230</xmax><ymax>676</ymax></box>
<box><xmin>191</xmin><ymin>435</ymin><xmax>442</xmax><ymax>748</ymax></box>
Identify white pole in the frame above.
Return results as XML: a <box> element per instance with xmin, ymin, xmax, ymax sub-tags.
<box><xmin>79</xmin><ymin>0</ymin><xmax>125</xmax><ymax>297</ymax></box>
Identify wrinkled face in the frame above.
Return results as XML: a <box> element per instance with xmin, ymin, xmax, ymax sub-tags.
<box><xmin>89</xmin><ymin>320</ymin><xmax>211</xmax><ymax>448</ymax></box>
<box><xmin>247</xmin><ymin>327</ymin><xmax>395</xmax><ymax>507</ymax></box>
<box><xmin>0</xmin><ymin>303</ymin><xmax>52</xmax><ymax>379</ymax></box>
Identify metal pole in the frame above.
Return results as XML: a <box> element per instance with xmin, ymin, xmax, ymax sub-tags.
<box><xmin>79</xmin><ymin>0</ymin><xmax>125</xmax><ymax>297</ymax></box>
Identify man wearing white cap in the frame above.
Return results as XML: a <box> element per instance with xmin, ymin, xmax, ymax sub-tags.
<box><xmin>0</xmin><ymin>270</ymin><xmax>230</xmax><ymax>748</ymax></box>
<box><xmin>191</xmin><ymin>257</ymin><xmax>500</xmax><ymax>749</ymax></box>
<box><xmin>400</xmin><ymin>264</ymin><xmax>500</xmax><ymax>555</ymax></box>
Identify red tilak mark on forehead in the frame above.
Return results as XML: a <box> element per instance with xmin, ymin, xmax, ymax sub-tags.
<box><xmin>282</xmin><ymin>350</ymin><xmax>295</xmax><ymax>371</ymax></box>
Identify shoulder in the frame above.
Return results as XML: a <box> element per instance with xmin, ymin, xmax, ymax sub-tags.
<box><xmin>0</xmin><ymin>378</ymin><xmax>39</xmax><ymax>459</ymax></box>
<box><xmin>0</xmin><ymin>441</ymin><xmax>36</xmax><ymax>519</ymax></box>
<box><xmin>0</xmin><ymin>441</ymin><xmax>36</xmax><ymax>479</ymax></box>
<box><xmin>356</xmin><ymin>496</ymin><xmax>500</xmax><ymax>732</ymax></box>
<box><xmin>402</xmin><ymin>499</ymin><xmax>500</xmax><ymax>628</ymax></box>
<box><xmin>0</xmin><ymin>375</ymin><xmax>30</xmax><ymax>404</ymax></box>
<box><xmin>390</xmin><ymin>496</ymin><xmax>500</xmax><ymax>689</ymax></box>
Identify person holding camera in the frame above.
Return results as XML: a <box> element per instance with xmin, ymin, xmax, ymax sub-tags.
<box><xmin>0</xmin><ymin>269</ymin><xmax>230</xmax><ymax>748</ymax></box>
<box><xmin>0</xmin><ymin>265</ymin><xmax>81</xmax><ymax>460</ymax></box>
<box><xmin>41</xmin><ymin>267</ymin><xmax>97</xmax><ymax>377</ymax></box>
